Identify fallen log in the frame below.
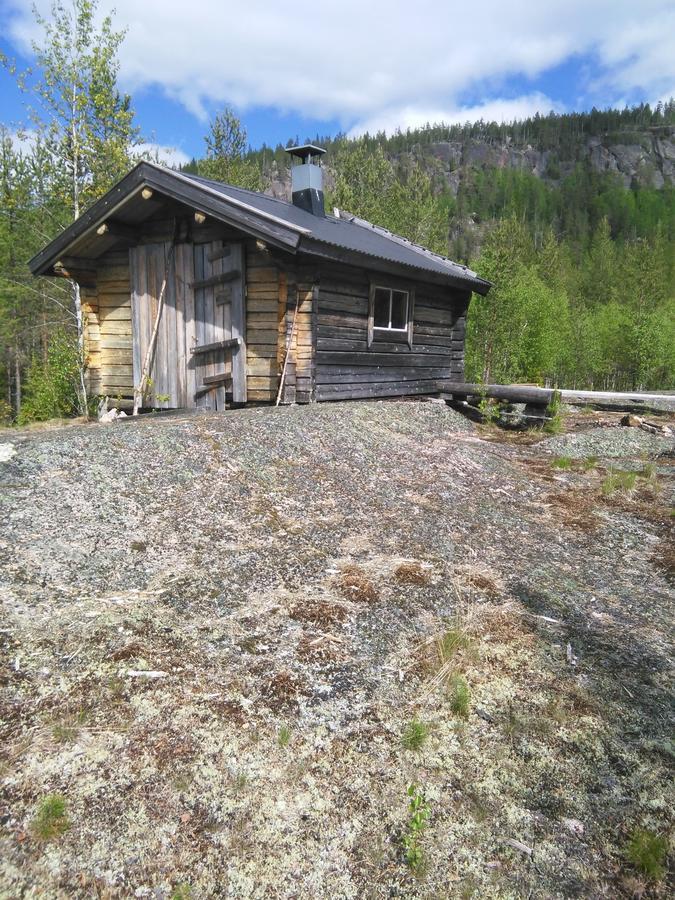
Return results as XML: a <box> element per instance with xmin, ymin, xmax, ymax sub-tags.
<box><xmin>439</xmin><ymin>383</ymin><xmax>675</xmax><ymax>414</ymax></box>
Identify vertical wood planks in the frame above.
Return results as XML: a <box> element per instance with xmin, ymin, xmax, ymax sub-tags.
<box><xmin>230</xmin><ymin>242</ymin><xmax>246</xmax><ymax>404</ymax></box>
<box><xmin>179</xmin><ymin>243</ymin><xmax>197</xmax><ymax>407</ymax></box>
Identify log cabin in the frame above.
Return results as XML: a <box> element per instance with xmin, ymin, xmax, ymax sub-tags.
<box><xmin>29</xmin><ymin>146</ymin><xmax>491</xmax><ymax>410</ymax></box>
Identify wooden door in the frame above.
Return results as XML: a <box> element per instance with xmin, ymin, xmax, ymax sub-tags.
<box><xmin>130</xmin><ymin>240</ymin><xmax>246</xmax><ymax>410</ymax></box>
<box><xmin>192</xmin><ymin>241</ymin><xmax>246</xmax><ymax>409</ymax></box>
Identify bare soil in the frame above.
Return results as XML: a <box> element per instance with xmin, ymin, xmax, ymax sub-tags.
<box><xmin>0</xmin><ymin>400</ymin><xmax>673</xmax><ymax>899</ymax></box>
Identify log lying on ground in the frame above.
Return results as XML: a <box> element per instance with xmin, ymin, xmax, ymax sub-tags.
<box><xmin>439</xmin><ymin>383</ymin><xmax>675</xmax><ymax>414</ymax></box>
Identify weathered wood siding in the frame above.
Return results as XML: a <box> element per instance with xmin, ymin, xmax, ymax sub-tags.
<box><xmin>245</xmin><ymin>241</ymin><xmax>281</xmax><ymax>402</ymax></box>
<box><xmin>82</xmin><ymin>250</ymin><xmax>133</xmax><ymax>403</ymax></box>
<box><xmin>276</xmin><ymin>261</ymin><xmax>319</xmax><ymax>405</ymax></box>
<box><xmin>314</xmin><ymin>262</ymin><xmax>469</xmax><ymax>402</ymax></box>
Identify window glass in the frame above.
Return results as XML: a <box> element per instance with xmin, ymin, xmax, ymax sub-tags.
<box><xmin>373</xmin><ymin>287</ymin><xmax>390</xmax><ymax>328</ymax></box>
<box><xmin>390</xmin><ymin>290</ymin><xmax>408</xmax><ymax>329</ymax></box>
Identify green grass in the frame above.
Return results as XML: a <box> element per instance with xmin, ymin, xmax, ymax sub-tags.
<box><xmin>551</xmin><ymin>456</ymin><xmax>573</xmax><ymax>470</ymax></box>
<box><xmin>437</xmin><ymin>628</ymin><xmax>473</xmax><ymax>664</ymax></box>
<box><xmin>31</xmin><ymin>795</ymin><xmax>70</xmax><ymax>841</ymax></box>
<box><xmin>277</xmin><ymin>725</ymin><xmax>292</xmax><ymax>748</ymax></box>
<box><xmin>581</xmin><ymin>455</ymin><xmax>598</xmax><ymax>471</ymax></box>
<box><xmin>402</xmin><ymin>718</ymin><xmax>429</xmax><ymax>751</ymax></box>
<box><xmin>52</xmin><ymin>723</ymin><xmax>79</xmax><ymax>744</ymax></box>
<box><xmin>625</xmin><ymin>828</ymin><xmax>668</xmax><ymax>880</ymax></box>
<box><xmin>602</xmin><ymin>468</ymin><xmax>638</xmax><ymax>496</ymax></box>
<box><xmin>171</xmin><ymin>884</ymin><xmax>193</xmax><ymax>900</ymax></box>
<box><xmin>449</xmin><ymin>675</ymin><xmax>471</xmax><ymax>718</ymax></box>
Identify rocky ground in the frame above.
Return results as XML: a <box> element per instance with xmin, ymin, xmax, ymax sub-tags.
<box><xmin>0</xmin><ymin>399</ymin><xmax>673</xmax><ymax>899</ymax></box>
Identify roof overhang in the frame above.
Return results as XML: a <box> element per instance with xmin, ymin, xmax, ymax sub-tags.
<box><xmin>29</xmin><ymin>161</ymin><xmax>492</xmax><ymax>296</ymax></box>
<box><xmin>297</xmin><ymin>237</ymin><xmax>492</xmax><ymax>295</ymax></box>
<box><xmin>29</xmin><ymin>161</ymin><xmax>304</xmax><ymax>277</ymax></box>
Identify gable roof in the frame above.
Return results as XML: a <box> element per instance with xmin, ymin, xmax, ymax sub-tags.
<box><xmin>29</xmin><ymin>160</ymin><xmax>491</xmax><ymax>295</ymax></box>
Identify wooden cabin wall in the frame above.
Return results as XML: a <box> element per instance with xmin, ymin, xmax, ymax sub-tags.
<box><xmin>276</xmin><ymin>261</ymin><xmax>319</xmax><ymax>405</ymax></box>
<box><xmin>244</xmin><ymin>240</ymin><xmax>281</xmax><ymax>402</ymax></box>
<box><xmin>82</xmin><ymin>249</ymin><xmax>133</xmax><ymax>405</ymax></box>
<box><xmin>314</xmin><ymin>262</ymin><xmax>469</xmax><ymax>402</ymax></box>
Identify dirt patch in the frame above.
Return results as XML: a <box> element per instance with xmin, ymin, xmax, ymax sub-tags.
<box><xmin>547</xmin><ymin>489</ymin><xmax>600</xmax><ymax>532</ymax></box>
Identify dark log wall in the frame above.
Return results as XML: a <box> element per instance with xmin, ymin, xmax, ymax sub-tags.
<box><xmin>313</xmin><ymin>261</ymin><xmax>470</xmax><ymax>402</ymax></box>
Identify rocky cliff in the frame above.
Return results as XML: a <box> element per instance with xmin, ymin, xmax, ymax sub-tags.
<box><xmin>266</xmin><ymin>126</ymin><xmax>675</xmax><ymax>202</ymax></box>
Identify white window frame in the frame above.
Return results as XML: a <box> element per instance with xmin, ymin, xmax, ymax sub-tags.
<box><xmin>368</xmin><ymin>280</ymin><xmax>415</xmax><ymax>349</ymax></box>
<box><xmin>372</xmin><ymin>286</ymin><xmax>409</xmax><ymax>332</ymax></box>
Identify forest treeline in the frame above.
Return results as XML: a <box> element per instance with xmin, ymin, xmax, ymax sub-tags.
<box><xmin>0</xmin><ymin>0</ymin><xmax>673</xmax><ymax>424</ymax></box>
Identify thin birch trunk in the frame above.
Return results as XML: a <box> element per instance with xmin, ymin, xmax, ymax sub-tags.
<box><xmin>14</xmin><ymin>344</ymin><xmax>21</xmax><ymax>418</ymax></box>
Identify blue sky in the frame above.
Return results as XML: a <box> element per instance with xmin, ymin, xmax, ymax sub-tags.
<box><xmin>1</xmin><ymin>0</ymin><xmax>673</xmax><ymax>166</ymax></box>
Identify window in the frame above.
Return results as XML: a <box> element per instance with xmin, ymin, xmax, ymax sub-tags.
<box><xmin>373</xmin><ymin>286</ymin><xmax>409</xmax><ymax>331</ymax></box>
<box><xmin>368</xmin><ymin>281</ymin><xmax>415</xmax><ymax>349</ymax></box>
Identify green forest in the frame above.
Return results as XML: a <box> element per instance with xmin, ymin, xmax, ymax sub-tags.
<box><xmin>1</xmin><ymin>0</ymin><xmax>673</xmax><ymax>424</ymax></box>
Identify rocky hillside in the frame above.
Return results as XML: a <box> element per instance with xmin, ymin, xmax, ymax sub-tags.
<box><xmin>427</xmin><ymin>128</ymin><xmax>675</xmax><ymax>194</ymax></box>
<box><xmin>265</xmin><ymin>126</ymin><xmax>675</xmax><ymax>202</ymax></box>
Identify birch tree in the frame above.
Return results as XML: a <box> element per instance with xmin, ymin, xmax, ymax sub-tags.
<box><xmin>2</xmin><ymin>0</ymin><xmax>139</xmax><ymax>413</ymax></box>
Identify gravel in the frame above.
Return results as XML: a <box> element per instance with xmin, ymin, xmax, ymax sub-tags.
<box><xmin>1</xmin><ymin>399</ymin><xmax>673</xmax><ymax>899</ymax></box>
<box><xmin>540</xmin><ymin>424</ymin><xmax>674</xmax><ymax>459</ymax></box>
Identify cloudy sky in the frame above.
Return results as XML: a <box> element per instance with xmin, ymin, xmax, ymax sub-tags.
<box><xmin>1</xmin><ymin>0</ymin><xmax>673</xmax><ymax>165</ymax></box>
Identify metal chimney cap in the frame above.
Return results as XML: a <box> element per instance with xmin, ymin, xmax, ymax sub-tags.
<box><xmin>286</xmin><ymin>144</ymin><xmax>326</xmax><ymax>162</ymax></box>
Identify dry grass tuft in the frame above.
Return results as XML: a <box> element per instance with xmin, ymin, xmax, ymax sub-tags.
<box><xmin>338</xmin><ymin>565</ymin><xmax>379</xmax><ymax>603</ymax></box>
<box><xmin>547</xmin><ymin>490</ymin><xmax>599</xmax><ymax>532</ymax></box>
<box><xmin>132</xmin><ymin>728</ymin><xmax>198</xmax><ymax>771</ymax></box>
<box><xmin>262</xmin><ymin>670</ymin><xmax>306</xmax><ymax>710</ymax></box>
<box><xmin>653</xmin><ymin>537</ymin><xmax>675</xmax><ymax>584</ymax></box>
<box><xmin>394</xmin><ymin>562</ymin><xmax>431</xmax><ymax>585</ymax></box>
<box><xmin>457</xmin><ymin>566</ymin><xmax>503</xmax><ymax>598</ymax></box>
<box><xmin>289</xmin><ymin>599</ymin><xmax>349</xmax><ymax>626</ymax></box>
<box><xmin>109</xmin><ymin>641</ymin><xmax>149</xmax><ymax>662</ymax></box>
<box><xmin>296</xmin><ymin>632</ymin><xmax>345</xmax><ymax>662</ymax></box>
<box><xmin>211</xmin><ymin>699</ymin><xmax>246</xmax><ymax>724</ymax></box>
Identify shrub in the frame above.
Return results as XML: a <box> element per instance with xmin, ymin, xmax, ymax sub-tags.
<box><xmin>402</xmin><ymin>783</ymin><xmax>430</xmax><ymax>875</ymax></box>
<box><xmin>402</xmin><ymin>718</ymin><xmax>429</xmax><ymax>751</ymax></box>
<box><xmin>625</xmin><ymin>828</ymin><xmax>668</xmax><ymax>880</ymax></box>
<box><xmin>18</xmin><ymin>329</ymin><xmax>82</xmax><ymax>424</ymax></box>
<box><xmin>543</xmin><ymin>390</ymin><xmax>564</xmax><ymax>434</ymax></box>
<box><xmin>449</xmin><ymin>675</ymin><xmax>471</xmax><ymax>718</ymax></box>
<box><xmin>31</xmin><ymin>794</ymin><xmax>70</xmax><ymax>840</ymax></box>
<box><xmin>0</xmin><ymin>399</ymin><xmax>13</xmax><ymax>426</ymax></box>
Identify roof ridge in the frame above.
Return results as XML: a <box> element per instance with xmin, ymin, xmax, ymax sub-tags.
<box><xmin>338</xmin><ymin>210</ymin><xmax>478</xmax><ymax>278</ymax></box>
<box><xmin>181</xmin><ymin>170</ymin><xmax>296</xmax><ymax>209</ymax></box>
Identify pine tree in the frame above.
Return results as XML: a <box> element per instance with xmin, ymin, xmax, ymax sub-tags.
<box><xmin>199</xmin><ymin>109</ymin><xmax>265</xmax><ymax>191</ymax></box>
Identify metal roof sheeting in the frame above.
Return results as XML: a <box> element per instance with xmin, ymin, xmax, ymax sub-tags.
<box><xmin>182</xmin><ymin>172</ymin><xmax>491</xmax><ymax>293</ymax></box>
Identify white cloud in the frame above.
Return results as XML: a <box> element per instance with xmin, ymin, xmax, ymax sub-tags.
<box><xmin>349</xmin><ymin>94</ymin><xmax>564</xmax><ymax>138</ymax></box>
<box><xmin>136</xmin><ymin>142</ymin><xmax>191</xmax><ymax>168</ymax></box>
<box><xmin>3</xmin><ymin>130</ymin><xmax>190</xmax><ymax>169</ymax></box>
<box><xmin>3</xmin><ymin>1</ymin><xmax>674</xmax><ymax>135</ymax></box>
<box><xmin>5</xmin><ymin>127</ymin><xmax>37</xmax><ymax>156</ymax></box>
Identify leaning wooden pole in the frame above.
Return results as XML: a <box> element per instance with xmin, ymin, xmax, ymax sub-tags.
<box><xmin>133</xmin><ymin>240</ymin><xmax>176</xmax><ymax>416</ymax></box>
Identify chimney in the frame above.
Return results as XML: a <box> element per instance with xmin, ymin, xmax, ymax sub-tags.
<box><xmin>286</xmin><ymin>144</ymin><xmax>326</xmax><ymax>216</ymax></box>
